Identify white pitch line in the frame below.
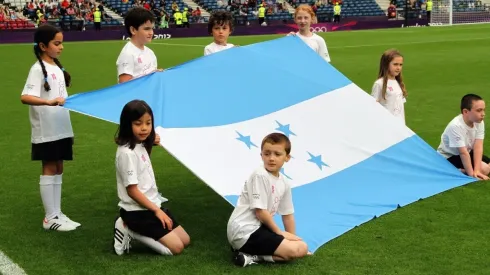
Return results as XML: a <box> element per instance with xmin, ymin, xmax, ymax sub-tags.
<box><xmin>0</xmin><ymin>250</ymin><xmax>27</xmax><ymax>275</ymax></box>
<box><xmin>329</xmin><ymin>36</ymin><xmax>490</xmax><ymax>49</ymax></box>
<box><xmin>152</xmin><ymin>42</ymin><xmax>204</xmax><ymax>47</ymax></box>
<box><xmin>151</xmin><ymin>35</ymin><xmax>490</xmax><ymax>49</ymax></box>
<box><xmin>1</xmin><ymin>32</ymin><xmax>489</xmax><ymax>49</ymax></box>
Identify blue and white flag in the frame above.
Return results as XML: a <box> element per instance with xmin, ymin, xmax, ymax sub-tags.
<box><xmin>64</xmin><ymin>36</ymin><xmax>475</xmax><ymax>253</ymax></box>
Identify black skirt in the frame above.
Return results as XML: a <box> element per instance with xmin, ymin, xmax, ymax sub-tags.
<box><xmin>31</xmin><ymin>137</ymin><xmax>74</xmax><ymax>161</ymax></box>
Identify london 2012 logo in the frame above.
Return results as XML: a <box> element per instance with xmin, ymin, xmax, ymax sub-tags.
<box><xmin>310</xmin><ymin>26</ymin><xmax>328</xmax><ymax>33</ymax></box>
<box><xmin>122</xmin><ymin>34</ymin><xmax>172</xmax><ymax>40</ymax></box>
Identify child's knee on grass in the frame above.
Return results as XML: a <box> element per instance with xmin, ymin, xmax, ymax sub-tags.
<box><xmin>159</xmin><ymin>231</ymin><xmax>185</xmax><ymax>255</ymax></box>
<box><xmin>172</xmin><ymin>226</ymin><xmax>191</xmax><ymax>247</ymax></box>
<box><xmin>274</xmin><ymin>239</ymin><xmax>309</xmax><ymax>261</ymax></box>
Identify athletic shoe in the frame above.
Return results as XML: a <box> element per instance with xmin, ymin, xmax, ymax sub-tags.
<box><xmin>43</xmin><ymin>216</ymin><xmax>77</xmax><ymax>232</ymax></box>
<box><xmin>114</xmin><ymin>217</ymin><xmax>132</xmax><ymax>255</ymax></box>
<box><xmin>59</xmin><ymin>212</ymin><xmax>81</xmax><ymax>228</ymax></box>
<box><xmin>233</xmin><ymin>252</ymin><xmax>259</xmax><ymax>267</ymax></box>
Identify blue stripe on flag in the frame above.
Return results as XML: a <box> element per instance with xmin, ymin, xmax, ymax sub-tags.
<box><xmin>64</xmin><ymin>36</ymin><xmax>352</xmax><ymax>128</ymax></box>
<box><xmin>225</xmin><ymin>135</ymin><xmax>475</xmax><ymax>253</ymax></box>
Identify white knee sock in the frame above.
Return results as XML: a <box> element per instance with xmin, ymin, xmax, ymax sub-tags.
<box><xmin>53</xmin><ymin>174</ymin><xmax>62</xmax><ymax>217</ymax></box>
<box><xmin>40</xmin><ymin>175</ymin><xmax>56</xmax><ymax>220</ymax></box>
<box><xmin>131</xmin><ymin>230</ymin><xmax>173</xmax><ymax>256</ymax></box>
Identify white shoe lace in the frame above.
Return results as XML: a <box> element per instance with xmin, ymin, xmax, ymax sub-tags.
<box><xmin>124</xmin><ymin>235</ymin><xmax>132</xmax><ymax>253</ymax></box>
<box><xmin>123</xmin><ymin>230</ymin><xmax>134</xmax><ymax>253</ymax></box>
<box><xmin>241</xmin><ymin>253</ymin><xmax>259</xmax><ymax>266</ymax></box>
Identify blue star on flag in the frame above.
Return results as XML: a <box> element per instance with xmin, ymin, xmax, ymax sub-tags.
<box><xmin>280</xmin><ymin>167</ymin><xmax>292</xmax><ymax>180</ymax></box>
<box><xmin>236</xmin><ymin>131</ymin><xmax>258</xmax><ymax>149</ymax></box>
<box><xmin>307</xmin><ymin>152</ymin><xmax>329</xmax><ymax>170</ymax></box>
<box><xmin>275</xmin><ymin>120</ymin><xmax>297</xmax><ymax>137</ymax></box>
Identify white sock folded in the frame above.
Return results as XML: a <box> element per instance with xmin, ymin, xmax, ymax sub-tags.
<box><xmin>131</xmin><ymin>230</ymin><xmax>173</xmax><ymax>255</ymax></box>
<box><xmin>259</xmin><ymin>255</ymin><xmax>274</xmax><ymax>262</ymax></box>
<box><xmin>53</xmin><ymin>174</ymin><xmax>62</xmax><ymax>216</ymax></box>
<box><xmin>40</xmin><ymin>175</ymin><xmax>56</xmax><ymax>220</ymax></box>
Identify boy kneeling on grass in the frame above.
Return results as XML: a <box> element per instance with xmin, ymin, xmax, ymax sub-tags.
<box><xmin>437</xmin><ymin>94</ymin><xmax>489</xmax><ymax>180</ymax></box>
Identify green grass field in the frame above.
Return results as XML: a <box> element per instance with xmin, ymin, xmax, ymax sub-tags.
<box><xmin>1</xmin><ymin>24</ymin><xmax>489</xmax><ymax>275</ymax></box>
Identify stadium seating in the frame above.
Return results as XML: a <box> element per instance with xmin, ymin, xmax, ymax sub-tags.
<box><xmin>103</xmin><ymin>0</ymin><xmax>192</xmax><ymax>17</ymax></box>
<box><xmin>299</xmin><ymin>0</ymin><xmax>386</xmax><ymax>18</ymax></box>
<box><xmin>0</xmin><ymin>18</ymin><xmax>36</xmax><ymax>29</ymax></box>
<box><xmin>1</xmin><ymin>0</ymin><xmax>122</xmax><ymax>29</ymax></box>
<box><xmin>196</xmin><ymin>1</ymin><xmax>293</xmax><ymax>21</ymax></box>
<box><xmin>195</xmin><ymin>0</ymin><xmax>386</xmax><ymax>22</ymax></box>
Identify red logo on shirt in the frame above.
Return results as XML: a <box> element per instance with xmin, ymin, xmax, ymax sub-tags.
<box><xmin>388</xmin><ymin>86</ymin><xmax>393</xmax><ymax>92</ymax></box>
<box><xmin>138</xmin><ymin>57</ymin><xmax>142</xmax><ymax>63</ymax></box>
<box><xmin>51</xmin><ymin>73</ymin><xmax>56</xmax><ymax>80</ymax></box>
<box><xmin>272</xmin><ymin>185</ymin><xmax>275</xmax><ymax>194</ymax></box>
<box><xmin>141</xmin><ymin>155</ymin><xmax>146</xmax><ymax>162</ymax></box>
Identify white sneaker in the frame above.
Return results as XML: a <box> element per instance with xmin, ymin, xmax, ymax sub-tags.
<box><xmin>233</xmin><ymin>252</ymin><xmax>259</xmax><ymax>267</ymax></box>
<box><xmin>114</xmin><ymin>217</ymin><xmax>132</xmax><ymax>255</ymax></box>
<box><xmin>43</xmin><ymin>216</ymin><xmax>77</xmax><ymax>232</ymax></box>
<box><xmin>59</xmin><ymin>213</ymin><xmax>81</xmax><ymax>228</ymax></box>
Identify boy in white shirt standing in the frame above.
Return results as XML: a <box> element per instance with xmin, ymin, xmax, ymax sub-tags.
<box><xmin>204</xmin><ymin>11</ymin><xmax>236</xmax><ymax>56</ymax></box>
<box><xmin>437</xmin><ymin>94</ymin><xmax>489</xmax><ymax>180</ymax></box>
<box><xmin>116</xmin><ymin>7</ymin><xmax>161</xmax><ymax>83</ymax></box>
<box><xmin>227</xmin><ymin>133</ymin><xmax>309</xmax><ymax>267</ymax></box>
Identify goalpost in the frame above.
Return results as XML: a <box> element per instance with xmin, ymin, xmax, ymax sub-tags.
<box><xmin>430</xmin><ymin>0</ymin><xmax>490</xmax><ymax>25</ymax></box>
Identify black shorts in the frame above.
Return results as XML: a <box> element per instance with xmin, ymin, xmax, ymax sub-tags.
<box><xmin>238</xmin><ymin>224</ymin><xmax>284</xmax><ymax>256</ymax></box>
<box><xmin>120</xmin><ymin>207</ymin><xmax>180</xmax><ymax>241</ymax></box>
<box><xmin>447</xmin><ymin>152</ymin><xmax>490</xmax><ymax>169</ymax></box>
<box><xmin>31</xmin><ymin>137</ymin><xmax>73</xmax><ymax>161</ymax></box>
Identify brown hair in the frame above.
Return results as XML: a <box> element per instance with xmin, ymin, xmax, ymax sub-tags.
<box><xmin>460</xmin><ymin>94</ymin><xmax>483</xmax><ymax>113</ymax></box>
<box><xmin>377</xmin><ymin>49</ymin><xmax>407</xmax><ymax>100</ymax></box>
<box><xmin>261</xmin><ymin>133</ymin><xmax>291</xmax><ymax>155</ymax></box>
<box><xmin>208</xmin><ymin>10</ymin><xmax>234</xmax><ymax>34</ymax></box>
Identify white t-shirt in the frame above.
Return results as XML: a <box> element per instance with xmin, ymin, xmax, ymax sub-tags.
<box><xmin>296</xmin><ymin>32</ymin><xmax>331</xmax><ymax>63</ymax></box>
<box><xmin>116</xmin><ymin>41</ymin><xmax>158</xmax><ymax>82</ymax></box>
<box><xmin>371</xmin><ymin>78</ymin><xmax>406</xmax><ymax>124</ymax></box>
<box><xmin>21</xmin><ymin>61</ymin><xmax>74</xmax><ymax>144</ymax></box>
<box><xmin>227</xmin><ymin>166</ymin><xmax>294</xmax><ymax>250</ymax></box>
<box><xmin>116</xmin><ymin>143</ymin><xmax>162</xmax><ymax>211</ymax></box>
<box><xmin>437</xmin><ymin>114</ymin><xmax>485</xmax><ymax>158</ymax></box>
<box><xmin>204</xmin><ymin>42</ymin><xmax>235</xmax><ymax>56</ymax></box>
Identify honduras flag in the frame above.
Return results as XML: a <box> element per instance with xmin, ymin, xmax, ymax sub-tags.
<box><xmin>64</xmin><ymin>36</ymin><xmax>475</xmax><ymax>253</ymax></box>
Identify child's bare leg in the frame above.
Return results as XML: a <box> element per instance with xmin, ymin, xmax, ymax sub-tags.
<box><xmin>42</xmin><ymin>161</ymin><xmax>57</xmax><ymax>175</ymax></box>
<box><xmin>158</xmin><ymin>231</ymin><xmax>185</xmax><ymax>255</ymax></box>
<box><xmin>171</xmin><ymin>225</ymin><xmax>190</xmax><ymax>247</ymax></box>
<box><xmin>55</xmin><ymin>161</ymin><xmax>64</xmax><ymax>174</ymax></box>
<box><xmin>480</xmin><ymin>162</ymin><xmax>490</xmax><ymax>176</ymax></box>
<box><xmin>272</xmin><ymin>239</ymin><xmax>308</xmax><ymax>261</ymax></box>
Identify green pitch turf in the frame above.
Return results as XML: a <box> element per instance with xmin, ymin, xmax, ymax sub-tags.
<box><xmin>0</xmin><ymin>24</ymin><xmax>489</xmax><ymax>275</ymax></box>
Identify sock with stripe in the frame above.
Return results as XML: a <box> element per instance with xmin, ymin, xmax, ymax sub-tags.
<box><xmin>40</xmin><ymin>175</ymin><xmax>56</xmax><ymax>220</ymax></box>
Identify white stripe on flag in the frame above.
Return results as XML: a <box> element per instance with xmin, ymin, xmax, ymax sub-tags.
<box><xmin>157</xmin><ymin>83</ymin><xmax>414</xmax><ymax>196</ymax></box>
